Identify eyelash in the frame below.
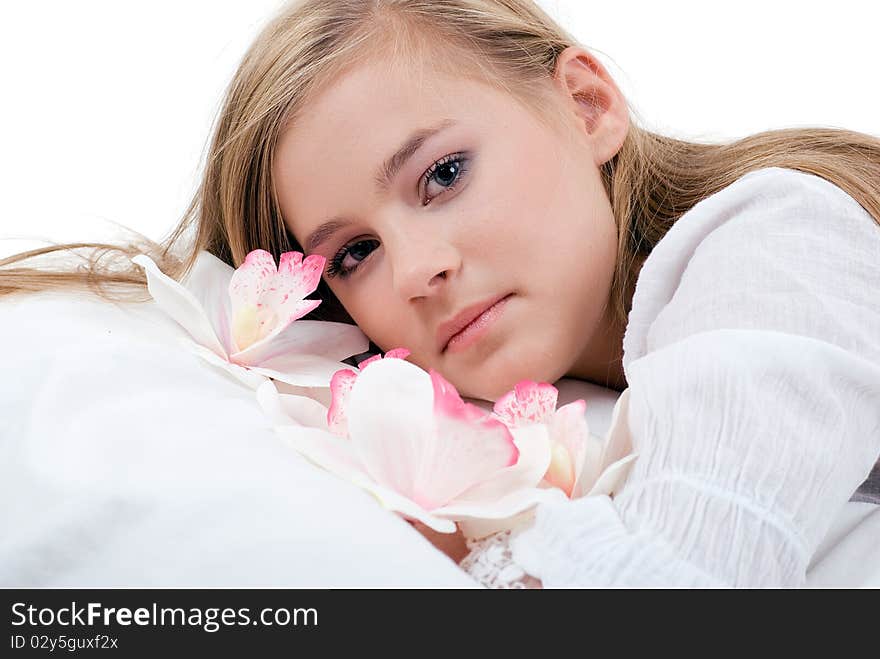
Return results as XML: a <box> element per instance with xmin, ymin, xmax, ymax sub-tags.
<box><xmin>325</xmin><ymin>152</ymin><xmax>470</xmax><ymax>279</ymax></box>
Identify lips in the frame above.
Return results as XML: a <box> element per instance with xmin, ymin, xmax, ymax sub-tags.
<box><xmin>437</xmin><ymin>293</ymin><xmax>512</xmax><ymax>353</ymax></box>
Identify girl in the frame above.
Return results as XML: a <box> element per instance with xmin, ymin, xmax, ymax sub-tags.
<box><xmin>2</xmin><ymin>0</ymin><xmax>879</xmax><ymax>587</ymax></box>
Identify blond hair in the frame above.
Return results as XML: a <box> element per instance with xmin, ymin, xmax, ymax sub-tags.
<box><xmin>3</xmin><ymin>0</ymin><xmax>879</xmax><ymax>331</ymax></box>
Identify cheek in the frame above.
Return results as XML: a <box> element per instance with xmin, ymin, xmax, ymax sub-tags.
<box><xmin>334</xmin><ymin>281</ymin><xmax>417</xmax><ymax>352</ymax></box>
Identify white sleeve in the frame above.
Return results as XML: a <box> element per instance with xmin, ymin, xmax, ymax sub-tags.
<box><xmin>510</xmin><ymin>170</ymin><xmax>880</xmax><ymax>587</ymax></box>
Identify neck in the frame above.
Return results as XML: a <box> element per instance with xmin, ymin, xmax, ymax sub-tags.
<box><xmin>566</xmin><ymin>303</ymin><xmax>628</xmax><ymax>392</ymax></box>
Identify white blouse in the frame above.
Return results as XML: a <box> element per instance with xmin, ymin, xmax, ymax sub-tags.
<box><xmin>507</xmin><ymin>167</ymin><xmax>880</xmax><ymax>587</ymax></box>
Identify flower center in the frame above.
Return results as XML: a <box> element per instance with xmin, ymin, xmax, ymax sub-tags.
<box><xmin>232</xmin><ymin>304</ymin><xmax>279</xmax><ymax>351</ymax></box>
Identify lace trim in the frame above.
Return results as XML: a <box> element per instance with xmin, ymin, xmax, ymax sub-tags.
<box><xmin>458</xmin><ymin>530</ymin><xmax>542</xmax><ymax>589</ymax></box>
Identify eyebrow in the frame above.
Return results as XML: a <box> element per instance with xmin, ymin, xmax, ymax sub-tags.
<box><xmin>303</xmin><ymin>118</ymin><xmax>458</xmax><ymax>254</ymax></box>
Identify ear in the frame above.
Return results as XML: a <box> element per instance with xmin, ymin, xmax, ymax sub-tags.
<box><xmin>553</xmin><ymin>46</ymin><xmax>629</xmax><ymax>166</ymax></box>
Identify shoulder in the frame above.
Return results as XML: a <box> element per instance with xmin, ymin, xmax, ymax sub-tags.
<box><xmin>623</xmin><ymin>167</ymin><xmax>880</xmax><ymax>367</ymax></box>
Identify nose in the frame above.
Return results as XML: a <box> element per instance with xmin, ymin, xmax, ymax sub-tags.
<box><xmin>386</xmin><ymin>225</ymin><xmax>461</xmax><ymax>302</ymax></box>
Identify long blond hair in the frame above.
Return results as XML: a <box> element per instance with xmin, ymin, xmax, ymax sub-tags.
<box><xmin>3</xmin><ymin>0</ymin><xmax>879</xmax><ymax>332</ymax></box>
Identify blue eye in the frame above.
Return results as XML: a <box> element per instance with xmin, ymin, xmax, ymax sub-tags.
<box><xmin>422</xmin><ymin>152</ymin><xmax>469</xmax><ymax>205</ymax></box>
<box><xmin>326</xmin><ymin>238</ymin><xmax>380</xmax><ymax>279</ymax></box>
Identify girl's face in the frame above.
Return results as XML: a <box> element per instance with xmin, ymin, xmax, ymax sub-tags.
<box><xmin>274</xmin><ymin>48</ymin><xmax>629</xmax><ymax>400</ymax></box>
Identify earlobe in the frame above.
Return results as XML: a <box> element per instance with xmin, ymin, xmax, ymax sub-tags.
<box><xmin>554</xmin><ymin>46</ymin><xmax>630</xmax><ymax>165</ymax></box>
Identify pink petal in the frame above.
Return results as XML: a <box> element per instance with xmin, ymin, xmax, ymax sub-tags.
<box><xmin>327</xmin><ymin>369</ymin><xmax>358</xmax><ymax>436</ymax></box>
<box><xmin>261</xmin><ymin>252</ymin><xmax>325</xmax><ymax>325</ymax></box>
<box><xmin>450</xmin><ymin>423</ymin><xmax>551</xmax><ymax>506</ymax></box>
<box><xmin>431</xmin><ymin>369</ymin><xmax>503</xmax><ymax>428</ymax></box>
<box><xmin>493</xmin><ymin>380</ymin><xmax>559</xmax><ymax>426</ymax></box>
<box><xmin>360</xmin><ymin>347</ymin><xmax>411</xmax><ymax>369</ymax></box>
<box><xmin>229</xmin><ymin>249</ymin><xmax>277</xmax><ymax>311</ymax></box>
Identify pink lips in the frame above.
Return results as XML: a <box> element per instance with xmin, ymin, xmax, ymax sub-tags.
<box><xmin>438</xmin><ymin>294</ymin><xmax>512</xmax><ymax>354</ymax></box>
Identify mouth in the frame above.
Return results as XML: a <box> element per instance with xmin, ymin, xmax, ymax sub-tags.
<box><xmin>438</xmin><ymin>293</ymin><xmax>513</xmax><ymax>354</ymax></box>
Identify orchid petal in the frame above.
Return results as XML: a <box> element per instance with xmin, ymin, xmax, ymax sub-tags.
<box><xmin>353</xmin><ymin>482</ymin><xmax>458</xmax><ymax>534</ymax></box>
<box><xmin>228</xmin><ymin>249</ymin><xmax>277</xmax><ymax>310</ymax></box>
<box><xmin>547</xmin><ymin>400</ymin><xmax>590</xmax><ymax>497</ymax></box>
<box><xmin>345</xmin><ymin>359</ymin><xmax>437</xmax><ymax>500</ymax></box>
<box><xmin>586</xmin><ymin>454</ymin><xmax>639</xmax><ymax>497</ymax></box>
<box><xmin>493</xmin><ymin>380</ymin><xmax>559</xmax><ymax>426</ymax></box>
<box><xmin>601</xmin><ymin>388</ymin><xmax>634</xmax><ymax>467</ymax></box>
<box><xmin>327</xmin><ymin>369</ymin><xmax>357</xmax><ymax>436</ymax></box>
<box><xmin>432</xmin><ymin>369</ymin><xmax>511</xmax><ymax>429</ymax></box>
<box><xmin>360</xmin><ymin>347</ymin><xmax>409</xmax><ymax>369</ymax></box>
<box><xmin>230</xmin><ymin>320</ymin><xmax>367</xmax><ymax>367</ymax></box>
<box><xmin>544</xmin><ymin>442</ymin><xmax>576</xmax><ymax>496</ymax></box>
<box><xmin>274</xmin><ymin>424</ymin><xmax>370</xmax><ymax>488</ymax></box>
<box><xmin>256</xmin><ymin>380</ymin><xmax>330</xmax><ymax>430</ymax></box>
<box><xmin>439</xmin><ymin>485</ymin><xmax>565</xmax><ymax>525</ymax></box>
<box><xmin>450</xmin><ymin>423</ymin><xmax>551</xmax><ymax>505</ymax></box>
<box><xmin>180</xmin><ymin>251</ymin><xmax>237</xmax><ymax>354</ymax></box>
<box><xmin>229</xmin><ymin>250</ymin><xmax>325</xmax><ymax>352</ymax></box>
<box><xmin>132</xmin><ymin>254</ymin><xmax>226</xmax><ymax>358</ymax></box>
<box><xmin>188</xmin><ymin>342</ymin><xmax>268</xmax><ymax>389</ymax></box>
<box><xmin>275</xmin><ymin>422</ymin><xmax>456</xmax><ymax>533</ymax></box>
<box><xmin>272</xmin><ymin>252</ymin><xmax>324</xmax><ymax>311</ymax></box>
<box><xmin>245</xmin><ymin>354</ymin><xmax>358</xmax><ymax>388</ymax></box>
<box><xmin>274</xmin><ymin>382</ymin><xmax>333</xmax><ymax>409</ymax></box>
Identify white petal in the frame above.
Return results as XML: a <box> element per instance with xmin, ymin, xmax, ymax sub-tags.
<box><xmin>275</xmin><ymin>424</ymin><xmax>367</xmax><ymax>484</ymax></box>
<box><xmin>230</xmin><ymin>320</ymin><xmax>368</xmax><ymax>366</ymax></box>
<box><xmin>439</xmin><ymin>486</ymin><xmax>565</xmax><ymax>525</ymax></box>
<box><xmin>132</xmin><ymin>254</ymin><xmax>226</xmax><ymax>357</ymax></box>
<box><xmin>345</xmin><ymin>359</ymin><xmax>436</xmax><ymax>496</ymax></box>
<box><xmin>181</xmin><ymin>251</ymin><xmax>237</xmax><ymax>353</ymax></box>
<box><xmin>547</xmin><ymin>400</ymin><xmax>590</xmax><ymax>496</ymax></box>
<box><xmin>586</xmin><ymin>454</ymin><xmax>639</xmax><ymax>497</ymax></box>
<box><xmin>245</xmin><ymin>355</ymin><xmax>355</xmax><ymax>388</ymax></box>
<box><xmin>601</xmin><ymin>388</ymin><xmax>634</xmax><ymax>467</ymax></box>
<box><xmin>458</xmin><ymin>509</ymin><xmax>537</xmax><ymax>541</ymax></box>
<box><xmin>274</xmin><ymin>382</ymin><xmax>333</xmax><ymax>408</ymax></box>
<box><xmin>189</xmin><ymin>343</ymin><xmax>268</xmax><ymax>389</ymax></box>
<box><xmin>255</xmin><ymin>380</ymin><xmax>329</xmax><ymax>430</ymax></box>
<box><xmin>354</xmin><ymin>482</ymin><xmax>458</xmax><ymax>534</ymax></box>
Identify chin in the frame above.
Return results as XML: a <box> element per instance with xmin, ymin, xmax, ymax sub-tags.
<box><xmin>457</xmin><ymin>361</ymin><xmax>564</xmax><ymax>403</ymax></box>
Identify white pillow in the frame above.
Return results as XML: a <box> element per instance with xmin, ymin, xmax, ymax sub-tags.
<box><xmin>0</xmin><ymin>292</ymin><xmax>622</xmax><ymax>587</ymax></box>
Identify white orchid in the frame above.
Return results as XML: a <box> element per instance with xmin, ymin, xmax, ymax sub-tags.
<box><xmin>257</xmin><ymin>357</ymin><xmax>557</xmax><ymax>533</ymax></box>
<box><xmin>132</xmin><ymin>249</ymin><xmax>368</xmax><ymax>389</ymax></box>
<box><xmin>493</xmin><ymin>380</ymin><xmax>636</xmax><ymax>499</ymax></box>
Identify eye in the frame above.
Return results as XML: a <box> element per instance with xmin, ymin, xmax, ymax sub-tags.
<box><xmin>326</xmin><ymin>238</ymin><xmax>380</xmax><ymax>279</ymax></box>
<box><xmin>421</xmin><ymin>153</ymin><xmax>470</xmax><ymax>205</ymax></box>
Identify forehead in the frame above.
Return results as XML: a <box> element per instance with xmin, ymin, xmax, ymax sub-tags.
<box><xmin>283</xmin><ymin>56</ymin><xmax>506</xmax><ymax>152</ymax></box>
<box><xmin>273</xmin><ymin>58</ymin><xmax>529</xmax><ymax>240</ymax></box>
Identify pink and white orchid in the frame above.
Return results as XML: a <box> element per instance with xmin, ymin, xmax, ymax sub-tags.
<box><xmin>327</xmin><ymin>348</ymin><xmax>411</xmax><ymax>437</ymax></box>
<box><xmin>493</xmin><ymin>381</ymin><xmax>636</xmax><ymax>499</ymax></box>
<box><xmin>132</xmin><ymin>249</ymin><xmax>368</xmax><ymax>389</ymax></box>
<box><xmin>258</xmin><ymin>358</ymin><xmax>556</xmax><ymax>533</ymax></box>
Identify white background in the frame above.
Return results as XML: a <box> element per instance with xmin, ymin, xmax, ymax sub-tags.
<box><xmin>1</xmin><ymin>0</ymin><xmax>878</xmax><ymax>257</ymax></box>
